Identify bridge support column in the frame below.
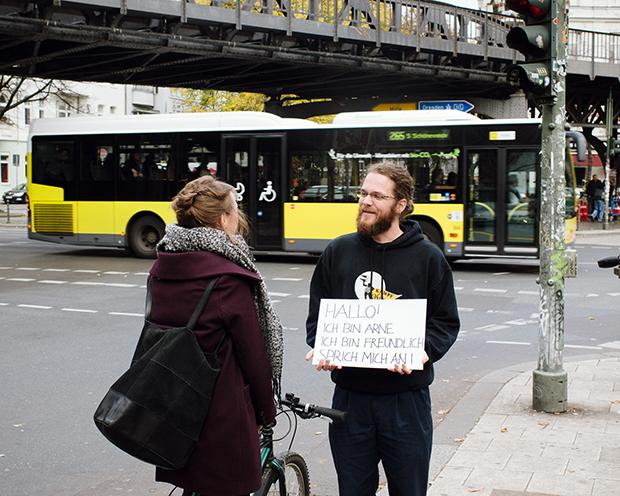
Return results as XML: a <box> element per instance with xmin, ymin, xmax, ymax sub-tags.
<box><xmin>470</xmin><ymin>91</ymin><xmax>528</xmax><ymax>119</ymax></box>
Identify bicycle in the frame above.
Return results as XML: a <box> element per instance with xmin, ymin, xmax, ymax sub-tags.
<box><xmin>253</xmin><ymin>392</ymin><xmax>347</xmax><ymax>496</ymax></box>
<box><xmin>598</xmin><ymin>255</ymin><xmax>620</xmax><ymax>279</ymax></box>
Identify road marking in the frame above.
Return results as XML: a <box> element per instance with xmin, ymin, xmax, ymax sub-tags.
<box><xmin>474</xmin><ymin>288</ymin><xmax>508</xmax><ymax>294</ymax></box>
<box><xmin>493</xmin><ymin>272</ymin><xmax>511</xmax><ymax>276</ymax></box>
<box><xmin>0</xmin><ymin>267</ymin><xmax>12</xmax><ymax>269</ymax></box>
<box><xmin>0</xmin><ymin>302</ymin><xmax>9</xmax><ymax>306</ymax></box>
<box><xmin>103</xmin><ymin>271</ymin><xmax>129</xmax><ymax>275</ymax></box>
<box><xmin>0</xmin><ymin>276</ymin><xmax>5</xmax><ymax>280</ymax></box>
<box><xmin>476</xmin><ymin>324</ymin><xmax>510</xmax><ymax>331</ymax></box>
<box><xmin>74</xmin><ymin>269</ymin><xmax>100</xmax><ymax>273</ymax></box>
<box><xmin>271</xmin><ymin>300</ymin><xmax>281</xmax><ymax>304</ymax></box>
<box><xmin>585</xmin><ymin>293</ymin><xmax>599</xmax><ymax>298</ymax></box>
<box><xmin>454</xmin><ymin>287</ymin><xmax>463</xmax><ymax>291</ymax></box>
<box><xmin>102</xmin><ymin>283</ymin><xmax>137</xmax><ymax>288</ymax></box>
<box><xmin>608</xmin><ymin>293</ymin><xmax>620</xmax><ymax>297</ymax></box>
<box><xmin>529</xmin><ymin>313</ymin><xmax>538</xmax><ymax>318</ymax></box>
<box><xmin>133</xmin><ymin>272</ymin><xmax>149</xmax><ymax>276</ymax></box>
<box><xmin>42</xmin><ymin>268</ymin><xmax>70</xmax><ymax>272</ymax></box>
<box><xmin>518</xmin><ymin>290</ymin><xmax>538</xmax><ymax>295</ymax></box>
<box><xmin>503</xmin><ymin>319</ymin><xmax>531</xmax><ymax>326</ymax></box>
<box><xmin>600</xmin><ymin>341</ymin><xmax>620</xmax><ymax>349</ymax></box>
<box><xmin>283</xmin><ymin>327</ymin><xmax>299</xmax><ymax>331</ymax></box>
<box><xmin>7</xmin><ymin>278</ymin><xmax>35</xmax><ymax>282</ymax></box>
<box><xmin>38</xmin><ymin>280</ymin><xmax>68</xmax><ymax>284</ymax></box>
<box><xmin>72</xmin><ymin>281</ymin><xmax>105</xmax><ymax>286</ymax></box>
<box><xmin>289</xmin><ymin>267</ymin><xmax>300</xmax><ymax>270</ymax></box>
<box><xmin>458</xmin><ymin>307</ymin><xmax>474</xmax><ymax>312</ymax></box>
<box><xmin>17</xmin><ymin>304</ymin><xmax>52</xmax><ymax>310</ymax></box>
<box><xmin>62</xmin><ymin>308</ymin><xmax>98</xmax><ymax>313</ymax></box>
<box><xmin>272</xmin><ymin>277</ymin><xmax>303</xmax><ymax>282</ymax></box>
<box><xmin>565</xmin><ymin>344</ymin><xmax>603</xmax><ymax>350</ymax></box>
<box><xmin>15</xmin><ymin>267</ymin><xmax>40</xmax><ymax>271</ymax></box>
<box><xmin>487</xmin><ymin>309</ymin><xmax>513</xmax><ymax>315</ymax></box>
<box><xmin>297</xmin><ymin>294</ymin><xmax>310</xmax><ymax>299</ymax></box>
<box><xmin>486</xmin><ymin>340</ymin><xmax>531</xmax><ymax>346</ymax></box>
<box><xmin>109</xmin><ymin>312</ymin><xmax>143</xmax><ymax>317</ymax></box>
<box><xmin>268</xmin><ymin>292</ymin><xmax>291</xmax><ymax>297</ymax></box>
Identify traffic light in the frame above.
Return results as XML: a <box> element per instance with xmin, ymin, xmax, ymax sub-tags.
<box><xmin>505</xmin><ymin>0</ymin><xmax>555</xmax><ymax>103</ymax></box>
<box><xmin>609</xmin><ymin>137</ymin><xmax>620</xmax><ymax>157</ymax></box>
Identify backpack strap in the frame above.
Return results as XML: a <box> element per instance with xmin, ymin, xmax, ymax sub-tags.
<box><xmin>186</xmin><ymin>277</ymin><xmax>221</xmax><ymax>330</ymax></box>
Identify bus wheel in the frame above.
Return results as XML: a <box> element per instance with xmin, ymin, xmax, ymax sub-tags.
<box><xmin>418</xmin><ymin>221</ymin><xmax>443</xmax><ymax>250</ymax></box>
<box><xmin>128</xmin><ymin>216</ymin><xmax>164</xmax><ymax>259</ymax></box>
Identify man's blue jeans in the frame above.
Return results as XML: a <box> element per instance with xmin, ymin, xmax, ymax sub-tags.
<box><xmin>592</xmin><ymin>199</ymin><xmax>605</xmax><ymax>221</ymax></box>
<box><xmin>329</xmin><ymin>386</ymin><xmax>433</xmax><ymax>496</ymax></box>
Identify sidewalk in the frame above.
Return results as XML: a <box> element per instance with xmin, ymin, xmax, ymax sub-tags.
<box><xmin>427</xmin><ymin>353</ymin><xmax>620</xmax><ymax>496</ymax></box>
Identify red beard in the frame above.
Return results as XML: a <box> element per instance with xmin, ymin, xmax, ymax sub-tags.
<box><xmin>356</xmin><ymin>204</ymin><xmax>399</xmax><ymax>237</ymax></box>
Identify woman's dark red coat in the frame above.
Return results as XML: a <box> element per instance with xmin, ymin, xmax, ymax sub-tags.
<box><xmin>148</xmin><ymin>250</ymin><xmax>276</xmax><ymax>495</ymax></box>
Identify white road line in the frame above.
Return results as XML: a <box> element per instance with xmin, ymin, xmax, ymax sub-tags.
<box><xmin>271</xmin><ymin>300</ymin><xmax>281</xmax><ymax>304</ymax></box>
<box><xmin>565</xmin><ymin>344</ymin><xmax>603</xmax><ymax>350</ymax></box>
<box><xmin>518</xmin><ymin>290</ymin><xmax>538</xmax><ymax>295</ymax></box>
<box><xmin>103</xmin><ymin>271</ymin><xmax>129</xmax><ymax>275</ymax></box>
<box><xmin>73</xmin><ymin>269</ymin><xmax>100</xmax><ymax>273</ymax></box>
<box><xmin>17</xmin><ymin>304</ymin><xmax>52</xmax><ymax>310</ymax></box>
<box><xmin>0</xmin><ymin>302</ymin><xmax>9</xmax><ymax>306</ymax></box>
<box><xmin>458</xmin><ymin>307</ymin><xmax>474</xmax><ymax>312</ymax></box>
<box><xmin>493</xmin><ymin>272</ymin><xmax>511</xmax><ymax>276</ymax></box>
<box><xmin>0</xmin><ymin>267</ymin><xmax>12</xmax><ymax>269</ymax></box>
<box><xmin>62</xmin><ymin>308</ymin><xmax>98</xmax><ymax>313</ymax></box>
<box><xmin>289</xmin><ymin>267</ymin><xmax>300</xmax><ymax>270</ymax></box>
<box><xmin>102</xmin><ymin>283</ymin><xmax>137</xmax><ymax>288</ymax></box>
<box><xmin>109</xmin><ymin>312</ymin><xmax>143</xmax><ymax>317</ymax></box>
<box><xmin>608</xmin><ymin>293</ymin><xmax>620</xmax><ymax>297</ymax></box>
<box><xmin>283</xmin><ymin>327</ymin><xmax>299</xmax><ymax>331</ymax></box>
<box><xmin>42</xmin><ymin>268</ymin><xmax>70</xmax><ymax>272</ymax></box>
<box><xmin>503</xmin><ymin>319</ymin><xmax>531</xmax><ymax>326</ymax></box>
<box><xmin>476</xmin><ymin>324</ymin><xmax>510</xmax><ymax>331</ymax></box>
<box><xmin>72</xmin><ymin>281</ymin><xmax>104</xmax><ymax>286</ymax></box>
<box><xmin>268</xmin><ymin>292</ymin><xmax>291</xmax><ymax>297</ymax></box>
<box><xmin>487</xmin><ymin>309</ymin><xmax>513</xmax><ymax>315</ymax></box>
<box><xmin>38</xmin><ymin>280</ymin><xmax>68</xmax><ymax>285</ymax></box>
<box><xmin>297</xmin><ymin>295</ymin><xmax>310</xmax><ymax>299</ymax></box>
<box><xmin>585</xmin><ymin>293</ymin><xmax>599</xmax><ymax>298</ymax></box>
<box><xmin>133</xmin><ymin>272</ymin><xmax>150</xmax><ymax>276</ymax></box>
<box><xmin>272</xmin><ymin>277</ymin><xmax>303</xmax><ymax>282</ymax></box>
<box><xmin>454</xmin><ymin>287</ymin><xmax>464</xmax><ymax>291</ymax></box>
<box><xmin>16</xmin><ymin>267</ymin><xmax>40</xmax><ymax>271</ymax></box>
<box><xmin>7</xmin><ymin>278</ymin><xmax>35</xmax><ymax>282</ymax></box>
<box><xmin>0</xmin><ymin>276</ymin><xmax>5</xmax><ymax>280</ymax></box>
<box><xmin>529</xmin><ymin>313</ymin><xmax>538</xmax><ymax>318</ymax></box>
<box><xmin>474</xmin><ymin>288</ymin><xmax>508</xmax><ymax>294</ymax></box>
<box><xmin>600</xmin><ymin>341</ymin><xmax>620</xmax><ymax>349</ymax></box>
<box><xmin>486</xmin><ymin>340</ymin><xmax>531</xmax><ymax>346</ymax></box>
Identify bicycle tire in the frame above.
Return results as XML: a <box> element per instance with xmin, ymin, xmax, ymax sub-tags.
<box><xmin>256</xmin><ymin>451</ymin><xmax>310</xmax><ymax>496</ymax></box>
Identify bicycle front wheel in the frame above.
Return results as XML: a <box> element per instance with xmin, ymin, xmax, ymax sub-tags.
<box><xmin>260</xmin><ymin>451</ymin><xmax>310</xmax><ymax>496</ymax></box>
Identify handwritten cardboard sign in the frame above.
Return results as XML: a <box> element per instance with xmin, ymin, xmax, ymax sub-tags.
<box><xmin>312</xmin><ymin>299</ymin><xmax>428</xmax><ymax>370</ymax></box>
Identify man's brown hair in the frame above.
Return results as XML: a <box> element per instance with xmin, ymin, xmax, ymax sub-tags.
<box><xmin>366</xmin><ymin>161</ymin><xmax>414</xmax><ymax>220</ymax></box>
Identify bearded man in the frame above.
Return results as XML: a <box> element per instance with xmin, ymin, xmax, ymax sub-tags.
<box><xmin>305</xmin><ymin>162</ymin><xmax>460</xmax><ymax>496</ymax></box>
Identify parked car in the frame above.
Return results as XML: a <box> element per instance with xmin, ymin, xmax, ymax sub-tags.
<box><xmin>2</xmin><ymin>183</ymin><xmax>28</xmax><ymax>204</ymax></box>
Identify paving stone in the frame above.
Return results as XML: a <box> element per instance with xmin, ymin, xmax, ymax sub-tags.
<box><xmin>505</xmin><ymin>453</ymin><xmax>569</xmax><ymax>476</ymax></box>
<box><xmin>448</xmin><ymin>449</ymin><xmax>510</xmax><ymax>471</ymax></box>
<box><xmin>527</xmin><ymin>472</ymin><xmax>594</xmax><ymax>496</ymax></box>
<box><xmin>592</xmin><ymin>478</ymin><xmax>620</xmax><ymax>496</ymax></box>
<box><xmin>465</xmin><ymin>467</ymin><xmax>533</xmax><ymax>492</ymax></box>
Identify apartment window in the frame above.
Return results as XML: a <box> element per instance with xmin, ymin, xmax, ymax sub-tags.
<box><xmin>58</xmin><ymin>102</ymin><xmax>72</xmax><ymax>118</ymax></box>
<box><xmin>97</xmin><ymin>104</ymin><xmax>104</xmax><ymax>115</ymax></box>
<box><xmin>25</xmin><ymin>107</ymin><xmax>31</xmax><ymax>125</ymax></box>
<box><xmin>39</xmin><ymin>109</ymin><xmax>44</xmax><ymax>119</ymax></box>
<box><xmin>110</xmin><ymin>106</ymin><xmax>116</xmax><ymax>115</ymax></box>
<box><xmin>1</xmin><ymin>154</ymin><xmax>9</xmax><ymax>183</ymax></box>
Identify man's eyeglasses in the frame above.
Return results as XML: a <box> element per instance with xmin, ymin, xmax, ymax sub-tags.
<box><xmin>357</xmin><ymin>189</ymin><xmax>397</xmax><ymax>202</ymax></box>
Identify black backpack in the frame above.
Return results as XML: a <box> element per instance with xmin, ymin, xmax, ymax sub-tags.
<box><xmin>94</xmin><ymin>277</ymin><xmax>226</xmax><ymax>470</ymax></box>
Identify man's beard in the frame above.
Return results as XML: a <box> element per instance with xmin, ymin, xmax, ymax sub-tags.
<box><xmin>356</xmin><ymin>205</ymin><xmax>399</xmax><ymax>237</ymax></box>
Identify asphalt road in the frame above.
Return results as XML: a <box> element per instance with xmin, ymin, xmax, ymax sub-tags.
<box><xmin>1</xmin><ymin>226</ymin><xmax>619</xmax><ymax>496</ymax></box>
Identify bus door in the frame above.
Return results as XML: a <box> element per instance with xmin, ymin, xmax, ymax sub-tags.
<box><xmin>465</xmin><ymin>148</ymin><xmax>539</xmax><ymax>256</ymax></box>
<box><xmin>222</xmin><ymin>135</ymin><xmax>284</xmax><ymax>250</ymax></box>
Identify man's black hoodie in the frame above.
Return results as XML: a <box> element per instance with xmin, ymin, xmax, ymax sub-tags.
<box><xmin>306</xmin><ymin>219</ymin><xmax>460</xmax><ymax>394</ymax></box>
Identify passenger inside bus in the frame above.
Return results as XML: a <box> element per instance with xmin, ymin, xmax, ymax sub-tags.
<box><xmin>121</xmin><ymin>151</ymin><xmax>143</xmax><ymax>179</ymax></box>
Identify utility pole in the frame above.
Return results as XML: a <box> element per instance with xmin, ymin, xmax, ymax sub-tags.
<box><xmin>604</xmin><ymin>90</ymin><xmax>613</xmax><ymax>230</ymax></box>
<box><xmin>506</xmin><ymin>0</ymin><xmax>568</xmax><ymax>413</ymax></box>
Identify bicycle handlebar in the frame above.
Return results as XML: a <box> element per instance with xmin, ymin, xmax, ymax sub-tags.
<box><xmin>281</xmin><ymin>393</ymin><xmax>347</xmax><ymax>423</ymax></box>
<box><xmin>597</xmin><ymin>255</ymin><xmax>620</xmax><ymax>268</ymax></box>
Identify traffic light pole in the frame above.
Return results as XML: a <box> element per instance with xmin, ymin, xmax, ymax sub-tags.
<box><xmin>533</xmin><ymin>0</ymin><xmax>568</xmax><ymax>413</ymax></box>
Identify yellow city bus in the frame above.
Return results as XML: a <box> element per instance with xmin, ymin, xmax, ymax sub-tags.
<box><xmin>27</xmin><ymin>110</ymin><xmax>578</xmax><ymax>258</ymax></box>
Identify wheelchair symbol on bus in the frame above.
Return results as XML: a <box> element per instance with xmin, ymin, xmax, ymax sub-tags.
<box><xmin>259</xmin><ymin>181</ymin><xmax>276</xmax><ymax>202</ymax></box>
<box><xmin>235</xmin><ymin>182</ymin><xmax>245</xmax><ymax>202</ymax></box>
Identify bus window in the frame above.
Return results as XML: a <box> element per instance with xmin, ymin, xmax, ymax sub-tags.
<box><xmin>32</xmin><ymin>139</ymin><xmax>76</xmax><ymax>198</ymax></box>
<box><xmin>467</xmin><ymin>150</ymin><xmax>497</xmax><ymax>243</ymax></box>
<box><xmin>118</xmin><ymin>136</ymin><xmax>175</xmax><ymax>201</ymax></box>
<box><xmin>506</xmin><ymin>150</ymin><xmax>538</xmax><ymax>245</ymax></box>
<box><xmin>181</xmin><ymin>135</ymin><xmax>219</xmax><ymax>188</ymax></box>
<box><xmin>79</xmin><ymin>141</ymin><xmax>114</xmax><ymax>200</ymax></box>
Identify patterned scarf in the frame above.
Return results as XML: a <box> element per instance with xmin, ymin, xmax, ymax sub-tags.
<box><xmin>157</xmin><ymin>224</ymin><xmax>283</xmax><ymax>397</ymax></box>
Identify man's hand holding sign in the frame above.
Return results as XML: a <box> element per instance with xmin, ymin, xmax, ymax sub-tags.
<box><xmin>305</xmin><ymin>298</ymin><xmax>428</xmax><ymax>374</ymax></box>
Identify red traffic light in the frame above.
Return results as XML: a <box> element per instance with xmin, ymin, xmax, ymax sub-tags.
<box><xmin>506</xmin><ymin>0</ymin><xmax>550</xmax><ymax>18</ymax></box>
